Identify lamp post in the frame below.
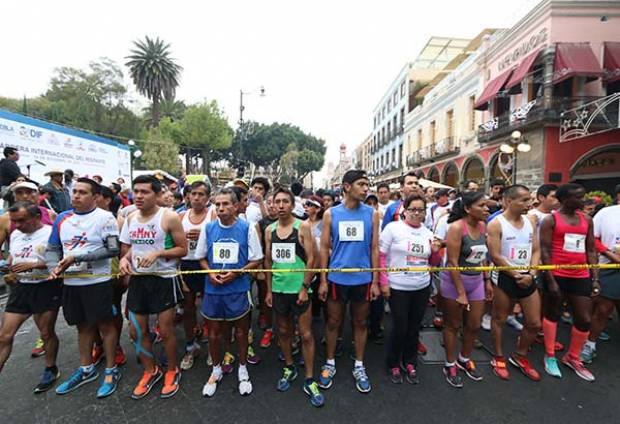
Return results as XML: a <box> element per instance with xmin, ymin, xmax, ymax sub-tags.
<box><xmin>238</xmin><ymin>86</ymin><xmax>265</xmax><ymax>178</ymax></box>
<box><xmin>499</xmin><ymin>130</ymin><xmax>531</xmax><ymax>184</ymax></box>
<box><xmin>127</xmin><ymin>139</ymin><xmax>142</xmax><ymax>183</ymax></box>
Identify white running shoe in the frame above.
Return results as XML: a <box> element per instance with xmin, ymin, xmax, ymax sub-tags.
<box><xmin>202</xmin><ymin>372</ymin><xmax>223</xmax><ymax>397</ymax></box>
<box><xmin>180</xmin><ymin>343</ymin><xmax>201</xmax><ymax>370</ymax></box>
<box><xmin>481</xmin><ymin>314</ymin><xmax>492</xmax><ymax>331</ymax></box>
<box><xmin>506</xmin><ymin>315</ymin><xmax>524</xmax><ymax>331</ymax></box>
<box><xmin>238</xmin><ymin>367</ymin><xmax>253</xmax><ymax>396</ymax></box>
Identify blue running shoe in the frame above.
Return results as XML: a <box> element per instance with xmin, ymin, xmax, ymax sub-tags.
<box><xmin>598</xmin><ymin>331</ymin><xmax>611</xmax><ymax>342</ymax></box>
<box><xmin>303</xmin><ymin>380</ymin><xmax>325</xmax><ymax>407</ymax></box>
<box><xmin>34</xmin><ymin>367</ymin><xmax>60</xmax><ymax>394</ymax></box>
<box><xmin>276</xmin><ymin>366</ymin><xmax>298</xmax><ymax>392</ymax></box>
<box><xmin>544</xmin><ymin>356</ymin><xmax>562</xmax><ymax>378</ymax></box>
<box><xmin>352</xmin><ymin>365</ymin><xmax>371</xmax><ymax>393</ymax></box>
<box><xmin>97</xmin><ymin>368</ymin><xmax>122</xmax><ymax>398</ymax></box>
<box><xmin>55</xmin><ymin>368</ymin><xmax>99</xmax><ymax>395</ymax></box>
<box><xmin>317</xmin><ymin>364</ymin><xmax>336</xmax><ymax>389</ymax></box>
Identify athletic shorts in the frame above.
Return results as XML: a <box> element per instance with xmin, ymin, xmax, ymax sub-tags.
<box><xmin>496</xmin><ymin>272</ymin><xmax>537</xmax><ymax>299</ymax></box>
<box><xmin>599</xmin><ymin>269</ymin><xmax>620</xmax><ymax>300</ymax></box>
<box><xmin>111</xmin><ymin>278</ymin><xmax>126</xmax><ymax>306</ymax></box>
<box><xmin>5</xmin><ymin>279</ymin><xmax>62</xmax><ymax>315</ymax></box>
<box><xmin>329</xmin><ymin>282</ymin><xmax>371</xmax><ymax>304</ymax></box>
<box><xmin>127</xmin><ymin>275</ymin><xmax>183</xmax><ymax>315</ymax></box>
<box><xmin>180</xmin><ymin>260</ymin><xmax>205</xmax><ymax>294</ymax></box>
<box><xmin>63</xmin><ymin>280</ymin><xmax>116</xmax><ymax>326</ymax></box>
<box><xmin>201</xmin><ymin>291</ymin><xmax>252</xmax><ymax>321</ymax></box>
<box><xmin>273</xmin><ymin>292</ymin><xmax>310</xmax><ymax>316</ymax></box>
<box><xmin>440</xmin><ymin>272</ymin><xmax>485</xmax><ymax>302</ymax></box>
<box><xmin>543</xmin><ymin>274</ymin><xmax>592</xmax><ymax>297</ymax></box>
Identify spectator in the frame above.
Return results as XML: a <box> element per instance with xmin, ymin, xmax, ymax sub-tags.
<box><xmin>39</xmin><ymin>186</ymin><xmax>54</xmax><ymax>210</ymax></box>
<box><xmin>41</xmin><ymin>169</ymin><xmax>71</xmax><ymax>213</ymax></box>
<box><xmin>109</xmin><ymin>183</ymin><xmax>123</xmax><ymax>216</ymax></box>
<box><xmin>1</xmin><ymin>174</ymin><xmax>28</xmax><ymax>206</ymax></box>
<box><xmin>0</xmin><ymin>147</ymin><xmax>22</xmax><ymax>189</ymax></box>
<box><xmin>92</xmin><ymin>175</ymin><xmax>103</xmax><ymax>184</ymax></box>
<box><xmin>64</xmin><ymin>169</ymin><xmax>75</xmax><ymax>194</ymax></box>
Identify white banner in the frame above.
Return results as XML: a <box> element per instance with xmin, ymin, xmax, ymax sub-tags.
<box><xmin>0</xmin><ymin>109</ymin><xmax>131</xmax><ymax>185</ymax></box>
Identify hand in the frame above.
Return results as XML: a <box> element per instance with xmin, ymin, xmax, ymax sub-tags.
<box><xmin>119</xmin><ymin>257</ymin><xmax>132</xmax><ymax>276</ymax></box>
<box><xmin>380</xmin><ymin>284</ymin><xmax>390</xmax><ymax>299</ymax></box>
<box><xmin>547</xmin><ymin>278</ymin><xmax>561</xmax><ymax>298</ymax></box>
<box><xmin>431</xmin><ymin>239</ymin><xmax>442</xmax><ymax>253</ymax></box>
<box><xmin>218</xmin><ymin>272</ymin><xmax>237</xmax><ymax>285</ymax></box>
<box><xmin>137</xmin><ymin>251</ymin><xmax>159</xmax><ymax>269</ymax></box>
<box><xmin>485</xmin><ymin>280</ymin><xmax>494</xmax><ymax>301</ymax></box>
<box><xmin>370</xmin><ymin>282</ymin><xmax>380</xmax><ymax>301</ymax></box>
<box><xmin>208</xmin><ymin>272</ymin><xmax>224</xmax><ymax>285</ymax></box>
<box><xmin>318</xmin><ymin>280</ymin><xmax>328</xmax><ymax>302</ymax></box>
<box><xmin>180</xmin><ymin>279</ymin><xmax>190</xmax><ymax>293</ymax></box>
<box><xmin>297</xmin><ymin>287</ymin><xmax>309</xmax><ymax>305</ymax></box>
<box><xmin>456</xmin><ymin>292</ymin><xmax>469</xmax><ymax>310</ymax></box>
<box><xmin>253</xmin><ymin>193</ymin><xmax>264</xmax><ymax>203</ymax></box>
<box><xmin>265</xmin><ymin>291</ymin><xmax>273</xmax><ymax>308</ymax></box>
<box><xmin>591</xmin><ymin>280</ymin><xmax>601</xmax><ymax>297</ymax></box>
<box><xmin>50</xmin><ymin>255</ymin><xmax>75</xmax><ymax>279</ymax></box>
<box><xmin>4</xmin><ymin>273</ymin><xmax>19</xmax><ymax>285</ymax></box>
<box><xmin>514</xmin><ymin>274</ymin><xmax>533</xmax><ymax>289</ymax></box>
<box><xmin>10</xmin><ymin>262</ymin><xmax>34</xmax><ymax>273</ymax></box>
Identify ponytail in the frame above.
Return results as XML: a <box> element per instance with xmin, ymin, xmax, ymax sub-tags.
<box><xmin>447</xmin><ymin>191</ymin><xmax>485</xmax><ymax>224</ymax></box>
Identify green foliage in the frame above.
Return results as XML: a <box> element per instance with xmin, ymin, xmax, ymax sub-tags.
<box><xmin>585</xmin><ymin>190</ymin><xmax>613</xmax><ymax>206</ymax></box>
<box><xmin>141</xmin><ymin>124</ymin><xmax>181</xmax><ymax>174</ymax></box>
<box><xmin>179</xmin><ymin>101</ymin><xmax>232</xmax><ymax>151</ymax></box>
<box><xmin>142</xmin><ymin>99</ymin><xmax>186</xmax><ymax>127</ymax></box>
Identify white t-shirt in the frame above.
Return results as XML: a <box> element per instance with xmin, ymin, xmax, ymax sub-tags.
<box><xmin>594</xmin><ymin>204</ymin><xmax>620</xmax><ymax>264</ymax></box>
<box><xmin>245</xmin><ymin>201</ymin><xmax>264</xmax><ymax>226</ymax></box>
<box><xmin>378</xmin><ymin>201</ymin><xmax>393</xmax><ymax>217</ymax></box>
<box><xmin>194</xmin><ymin>219</ymin><xmax>264</xmax><ymax>263</ymax></box>
<box><xmin>379</xmin><ymin>220</ymin><xmax>433</xmax><ymax>291</ymax></box>
<box><xmin>10</xmin><ymin>225</ymin><xmax>52</xmax><ymax>283</ymax></box>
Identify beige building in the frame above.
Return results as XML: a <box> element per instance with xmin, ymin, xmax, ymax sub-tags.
<box><xmin>353</xmin><ymin>134</ymin><xmax>372</xmax><ymax>171</ymax></box>
<box><xmin>327</xmin><ymin>143</ymin><xmax>353</xmax><ymax>188</ymax></box>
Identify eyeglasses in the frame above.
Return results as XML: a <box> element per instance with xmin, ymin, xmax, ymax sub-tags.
<box><xmin>406</xmin><ymin>208</ymin><xmax>426</xmax><ymax>214</ymax></box>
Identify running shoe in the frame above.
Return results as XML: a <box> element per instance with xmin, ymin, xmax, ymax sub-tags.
<box><xmin>580</xmin><ymin>344</ymin><xmax>597</xmax><ymax>364</ymax></box>
<box><xmin>509</xmin><ymin>355</ymin><xmax>540</xmax><ymax>382</ymax></box>
<box><xmin>560</xmin><ymin>312</ymin><xmax>573</xmax><ymax>325</ymax></box>
<box><xmin>31</xmin><ymin>338</ymin><xmax>45</xmax><ymax>358</ymax></box>
<box><xmin>561</xmin><ymin>354</ymin><xmax>595</xmax><ymax>382</ymax></box>
<box><xmin>303</xmin><ymin>380</ymin><xmax>325</xmax><ymax>407</ymax></box>
<box><xmin>260</xmin><ymin>329</ymin><xmax>274</xmax><ymax>348</ymax></box>
<box><xmin>277</xmin><ymin>366</ymin><xmax>298</xmax><ymax>391</ymax></box>
<box><xmin>202</xmin><ymin>371</ymin><xmax>222</xmax><ymax>397</ymax></box>
<box><xmin>417</xmin><ymin>341</ymin><xmax>427</xmax><ymax>355</ymax></box>
<box><xmin>91</xmin><ymin>344</ymin><xmax>105</xmax><ymax>367</ymax></box>
<box><xmin>180</xmin><ymin>342</ymin><xmax>201</xmax><ymax>370</ymax></box>
<box><xmin>388</xmin><ymin>367</ymin><xmax>403</xmax><ymax>384</ymax></box>
<box><xmin>481</xmin><ymin>313</ymin><xmax>491</xmax><ymax>331</ymax></box>
<box><xmin>318</xmin><ymin>364</ymin><xmax>336</xmax><ymax>389</ymax></box>
<box><xmin>206</xmin><ymin>352</ymin><xmax>213</xmax><ymax>366</ymax></box>
<box><xmin>352</xmin><ymin>365</ymin><xmax>371</xmax><ymax>393</ymax></box>
<box><xmin>222</xmin><ymin>352</ymin><xmax>236</xmax><ymax>374</ymax></box>
<box><xmin>404</xmin><ymin>364</ymin><xmax>419</xmax><ymax>385</ymax></box>
<box><xmin>238</xmin><ymin>367</ymin><xmax>253</xmax><ymax>396</ymax></box>
<box><xmin>96</xmin><ymin>368</ymin><xmax>122</xmax><ymax>398</ymax></box>
<box><xmin>433</xmin><ymin>315</ymin><xmax>444</xmax><ymax>330</ymax></box>
<box><xmin>457</xmin><ymin>358</ymin><xmax>483</xmax><ymax>381</ymax></box>
<box><xmin>161</xmin><ymin>367</ymin><xmax>181</xmax><ymax>398</ymax></box>
<box><xmin>131</xmin><ymin>367</ymin><xmax>163</xmax><ymax>399</ymax></box>
<box><xmin>543</xmin><ymin>355</ymin><xmax>562</xmax><ymax>378</ymax></box>
<box><xmin>55</xmin><ymin>368</ymin><xmax>99</xmax><ymax>395</ymax></box>
<box><xmin>598</xmin><ymin>330</ymin><xmax>611</xmax><ymax>342</ymax></box>
<box><xmin>34</xmin><ymin>367</ymin><xmax>60</xmax><ymax>394</ymax></box>
<box><xmin>247</xmin><ymin>345</ymin><xmax>261</xmax><ymax>365</ymax></box>
<box><xmin>491</xmin><ymin>356</ymin><xmax>510</xmax><ymax>381</ymax></box>
<box><xmin>114</xmin><ymin>345</ymin><xmax>127</xmax><ymax>366</ymax></box>
<box><xmin>443</xmin><ymin>365</ymin><xmax>463</xmax><ymax>388</ymax></box>
<box><xmin>506</xmin><ymin>315</ymin><xmax>524</xmax><ymax>331</ymax></box>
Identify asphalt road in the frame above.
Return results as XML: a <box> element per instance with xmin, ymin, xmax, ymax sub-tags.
<box><xmin>2</xmin><ymin>297</ymin><xmax>620</xmax><ymax>424</ymax></box>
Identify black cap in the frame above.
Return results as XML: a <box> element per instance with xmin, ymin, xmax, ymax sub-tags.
<box><xmin>435</xmin><ymin>188</ymin><xmax>450</xmax><ymax>199</ymax></box>
<box><xmin>342</xmin><ymin>169</ymin><xmax>367</xmax><ymax>185</ymax></box>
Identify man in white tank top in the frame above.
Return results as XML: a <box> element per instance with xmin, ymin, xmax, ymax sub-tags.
<box><xmin>178</xmin><ymin>181</ymin><xmax>210</xmax><ymax>371</ymax></box>
<box><xmin>527</xmin><ymin>184</ymin><xmax>559</xmax><ymax>230</ymax></box>
<box><xmin>487</xmin><ymin>185</ymin><xmax>541</xmax><ymax>382</ymax></box>
<box><xmin>118</xmin><ymin>175</ymin><xmax>188</xmax><ymax>400</ymax></box>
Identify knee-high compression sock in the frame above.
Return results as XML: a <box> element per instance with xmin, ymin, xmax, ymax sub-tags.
<box><xmin>542</xmin><ymin>318</ymin><xmax>558</xmax><ymax>357</ymax></box>
<box><xmin>568</xmin><ymin>326</ymin><xmax>589</xmax><ymax>360</ymax></box>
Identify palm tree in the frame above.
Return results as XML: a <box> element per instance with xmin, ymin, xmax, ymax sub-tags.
<box><xmin>142</xmin><ymin>98</ymin><xmax>186</xmax><ymax>126</ymax></box>
<box><xmin>125</xmin><ymin>36</ymin><xmax>182</xmax><ymax>127</ymax></box>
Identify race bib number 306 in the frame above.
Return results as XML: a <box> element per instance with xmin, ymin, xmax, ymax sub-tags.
<box><xmin>213</xmin><ymin>242</ymin><xmax>239</xmax><ymax>264</ymax></box>
<box><xmin>272</xmin><ymin>243</ymin><xmax>295</xmax><ymax>263</ymax></box>
<box><xmin>339</xmin><ymin>221</ymin><xmax>364</xmax><ymax>242</ymax></box>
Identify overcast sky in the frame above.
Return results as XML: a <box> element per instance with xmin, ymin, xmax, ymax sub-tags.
<box><xmin>0</xmin><ymin>0</ymin><xmax>540</xmax><ymax>181</ymax></box>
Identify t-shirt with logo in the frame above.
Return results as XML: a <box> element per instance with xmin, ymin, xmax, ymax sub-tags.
<box><xmin>594</xmin><ymin>204</ymin><xmax>620</xmax><ymax>265</ymax></box>
<box><xmin>49</xmin><ymin>208</ymin><xmax>119</xmax><ymax>286</ymax></box>
<box><xmin>10</xmin><ymin>225</ymin><xmax>52</xmax><ymax>283</ymax></box>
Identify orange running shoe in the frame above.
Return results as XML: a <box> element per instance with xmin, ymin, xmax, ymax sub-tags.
<box><xmin>161</xmin><ymin>367</ymin><xmax>181</xmax><ymax>398</ymax></box>
<box><xmin>491</xmin><ymin>356</ymin><xmax>510</xmax><ymax>380</ymax></box>
<box><xmin>92</xmin><ymin>344</ymin><xmax>105</xmax><ymax>366</ymax></box>
<box><xmin>131</xmin><ymin>367</ymin><xmax>162</xmax><ymax>400</ymax></box>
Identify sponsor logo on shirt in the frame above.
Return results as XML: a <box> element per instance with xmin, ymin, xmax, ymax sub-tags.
<box><xmin>64</xmin><ymin>232</ymin><xmax>88</xmax><ymax>250</ymax></box>
<box><xmin>129</xmin><ymin>224</ymin><xmax>157</xmax><ymax>245</ymax></box>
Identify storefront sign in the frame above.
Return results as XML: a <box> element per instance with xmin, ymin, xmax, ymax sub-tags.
<box><xmin>498</xmin><ymin>28</ymin><xmax>548</xmax><ymax>72</ymax></box>
<box><xmin>573</xmin><ymin>150</ymin><xmax>620</xmax><ymax>176</ymax></box>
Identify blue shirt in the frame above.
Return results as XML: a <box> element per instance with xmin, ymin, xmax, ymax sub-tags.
<box><xmin>382</xmin><ymin>201</ymin><xmax>403</xmax><ymax>230</ymax></box>
<box><xmin>327</xmin><ymin>203</ymin><xmax>374</xmax><ymax>286</ymax></box>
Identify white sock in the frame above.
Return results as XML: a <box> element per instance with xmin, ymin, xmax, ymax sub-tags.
<box><xmin>458</xmin><ymin>353</ymin><xmax>469</xmax><ymax>363</ymax></box>
<box><xmin>326</xmin><ymin>358</ymin><xmax>336</xmax><ymax>367</ymax></box>
<box><xmin>238</xmin><ymin>364</ymin><xmax>249</xmax><ymax>380</ymax></box>
<box><xmin>80</xmin><ymin>364</ymin><xmax>94</xmax><ymax>374</ymax></box>
<box><xmin>354</xmin><ymin>360</ymin><xmax>363</xmax><ymax>368</ymax></box>
<box><xmin>445</xmin><ymin>361</ymin><xmax>455</xmax><ymax>367</ymax></box>
<box><xmin>585</xmin><ymin>340</ymin><xmax>596</xmax><ymax>350</ymax></box>
<box><xmin>212</xmin><ymin>365</ymin><xmax>222</xmax><ymax>377</ymax></box>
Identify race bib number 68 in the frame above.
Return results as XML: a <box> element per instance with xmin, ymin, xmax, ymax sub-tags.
<box><xmin>339</xmin><ymin>221</ymin><xmax>364</xmax><ymax>242</ymax></box>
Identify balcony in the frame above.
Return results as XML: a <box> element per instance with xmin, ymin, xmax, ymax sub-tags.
<box><xmin>434</xmin><ymin>136</ymin><xmax>459</xmax><ymax>158</ymax></box>
<box><xmin>560</xmin><ymin>93</ymin><xmax>620</xmax><ymax>142</ymax></box>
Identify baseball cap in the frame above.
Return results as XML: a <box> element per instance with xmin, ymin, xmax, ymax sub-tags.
<box><xmin>342</xmin><ymin>170</ymin><xmax>367</xmax><ymax>185</ymax></box>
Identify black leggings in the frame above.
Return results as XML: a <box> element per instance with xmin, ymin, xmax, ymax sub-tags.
<box><xmin>386</xmin><ymin>286</ymin><xmax>431</xmax><ymax>368</ymax></box>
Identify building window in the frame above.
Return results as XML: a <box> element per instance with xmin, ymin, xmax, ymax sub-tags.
<box><xmin>399</xmin><ymin>145</ymin><xmax>403</xmax><ymax>167</ymax></box>
<box><xmin>387</xmin><ymin>122</ymin><xmax>391</xmax><ymax>141</ymax></box>
<box><xmin>469</xmin><ymin>95</ymin><xmax>476</xmax><ymax>132</ymax></box>
<box><xmin>400</xmin><ymin>81</ymin><xmax>406</xmax><ymax>98</ymax></box>
<box><xmin>446</xmin><ymin>109</ymin><xmax>454</xmax><ymax>139</ymax></box>
<box><xmin>393</xmin><ymin>91</ymin><xmax>398</xmax><ymax>104</ymax></box>
<box><xmin>417</xmin><ymin>128</ymin><xmax>423</xmax><ymax>150</ymax></box>
<box><xmin>430</xmin><ymin>121</ymin><xmax>436</xmax><ymax>145</ymax></box>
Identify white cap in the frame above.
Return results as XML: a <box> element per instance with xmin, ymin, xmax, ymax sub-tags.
<box><xmin>11</xmin><ymin>181</ymin><xmax>38</xmax><ymax>192</ymax></box>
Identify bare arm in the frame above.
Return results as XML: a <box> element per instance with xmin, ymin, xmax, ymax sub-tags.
<box><xmin>264</xmin><ymin>228</ymin><xmax>273</xmax><ymax>292</ymax></box>
<box><xmin>162</xmin><ymin>210</ymin><xmax>188</xmax><ymax>259</ymax></box>
<box><xmin>300</xmin><ymin>221</ymin><xmax>315</xmax><ymax>286</ymax></box>
<box><xmin>585</xmin><ymin>215</ymin><xmax>598</xmax><ymax>282</ymax></box>
<box><xmin>539</xmin><ymin>214</ymin><xmax>558</xmax><ymax>288</ymax></box>
<box><xmin>371</xmin><ymin>210</ymin><xmax>380</xmax><ymax>285</ymax></box>
<box><xmin>529</xmin><ymin>215</ymin><xmax>541</xmax><ymax>276</ymax></box>
<box><xmin>446</xmin><ymin>220</ymin><xmax>466</xmax><ymax>295</ymax></box>
<box><xmin>319</xmin><ymin>209</ymin><xmax>332</xmax><ymax>284</ymax></box>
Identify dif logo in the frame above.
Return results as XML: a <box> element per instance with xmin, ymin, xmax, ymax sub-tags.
<box><xmin>19</xmin><ymin>126</ymin><xmax>43</xmax><ymax>139</ymax></box>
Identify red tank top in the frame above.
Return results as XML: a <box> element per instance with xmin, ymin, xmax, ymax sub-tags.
<box><xmin>550</xmin><ymin>210</ymin><xmax>589</xmax><ymax>278</ymax></box>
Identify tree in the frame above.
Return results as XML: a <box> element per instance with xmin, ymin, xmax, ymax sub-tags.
<box><xmin>125</xmin><ymin>36</ymin><xmax>183</xmax><ymax>127</ymax></box>
<box><xmin>140</xmin><ymin>121</ymin><xmax>181</xmax><ymax>174</ymax></box>
<box><xmin>142</xmin><ymin>98</ymin><xmax>186</xmax><ymax>127</ymax></box>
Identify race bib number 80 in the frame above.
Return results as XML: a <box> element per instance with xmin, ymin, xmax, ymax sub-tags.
<box><xmin>213</xmin><ymin>242</ymin><xmax>239</xmax><ymax>264</ymax></box>
<box><xmin>339</xmin><ymin>221</ymin><xmax>364</xmax><ymax>242</ymax></box>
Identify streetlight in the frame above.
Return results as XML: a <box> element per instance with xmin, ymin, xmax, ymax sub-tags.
<box><xmin>499</xmin><ymin>131</ymin><xmax>531</xmax><ymax>184</ymax></box>
<box><xmin>127</xmin><ymin>139</ymin><xmax>142</xmax><ymax>182</ymax></box>
<box><xmin>238</xmin><ymin>86</ymin><xmax>266</xmax><ymax>178</ymax></box>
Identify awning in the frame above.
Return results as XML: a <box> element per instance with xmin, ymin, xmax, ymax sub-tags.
<box><xmin>553</xmin><ymin>43</ymin><xmax>604</xmax><ymax>84</ymax></box>
<box><xmin>474</xmin><ymin>69</ymin><xmax>514</xmax><ymax>110</ymax></box>
<box><xmin>604</xmin><ymin>42</ymin><xmax>620</xmax><ymax>83</ymax></box>
<box><xmin>505</xmin><ymin>49</ymin><xmax>541</xmax><ymax>91</ymax></box>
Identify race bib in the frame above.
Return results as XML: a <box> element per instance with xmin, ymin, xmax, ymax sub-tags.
<box><xmin>213</xmin><ymin>242</ymin><xmax>239</xmax><ymax>265</ymax></box>
<box><xmin>408</xmin><ymin>236</ymin><xmax>429</xmax><ymax>259</ymax></box>
<box><xmin>132</xmin><ymin>255</ymin><xmax>158</xmax><ymax>273</ymax></box>
<box><xmin>339</xmin><ymin>221</ymin><xmax>364</xmax><ymax>242</ymax></box>
<box><xmin>509</xmin><ymin>243</ymin><xmax>531</xmax><ymax>266</ymax></box>
<box><xmin>272</xmin><ymin>243</ymin><xmax>295</xmax><ymax>264</ymax></box>
<box><xmin>188</xmin><ymin>239</ymin><xmax>198</xmax><ymax>253</ymax></box>
<box><xmin>563</xmin><ymin>233</ymin><xmax>586</xmax><ymax>253</ymax></box>
<box><xmin>465</xmin><ymin>244</ymin><xmax>488</xmax><ymax>264</ymax></box>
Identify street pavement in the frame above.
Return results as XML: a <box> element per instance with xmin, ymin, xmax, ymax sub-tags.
<box><xmin>2</xmin><ymin>295</ymin><xmax>620</xmax><ymax>424</ymax></box>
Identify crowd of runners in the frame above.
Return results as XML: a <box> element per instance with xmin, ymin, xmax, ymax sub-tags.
<box><xmin>0</xmin><ymin>150</ymin><xmax>619</xmax><ymax>407</ymax></box>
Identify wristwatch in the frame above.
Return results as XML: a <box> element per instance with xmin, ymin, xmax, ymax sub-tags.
<box><xmin>302</xmin><ymin>281</ymin><xmax>312</xmax><ymax>289</ymax></box>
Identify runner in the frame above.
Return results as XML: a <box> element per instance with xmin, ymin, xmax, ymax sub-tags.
<box><xmin>539</xmin><ymin>183</ymin><xmax>598</xmax><ymax>381</ymax></box>
<box><xmin>379</xmin><ymin>194</ymin><xmax>441</xmax><ymax>384</ymax></box>
<box><xmin>580</xmin><ymin>185</ymin><xmax>620</xmax><ymax>363</ymax></box>
<box><xmin>0</xmin><ymin>202</ymin><xmax>61</xmax><ymax>394</ymax></box>
<box><xmin>256</xmin><ymin>194</ymin><xmax>278</xmax><ymax>345</ymax></box>
<box><xmin>46</xmin><ymin>178</ymin><xmax>121</xmax><ymax>398</ymax></box>
<box><xmin>440</xmin><ymin>191</ymin><xmax>491</xmax><ymax>388</ymax></box>
<box><xmin>317</xmin><ymin>169</ymin><xmax>380</xmax><ymax>393</ymax></box>
<box><xmin>246</xmin><ymin>177</ymin><xmax>270</xmax><ymax>226</ymax></box>
<box><xmin>179</xmin><ymin>181</ymin><xmax>211</xmax><ymax>370</ymax></box>
<box><xmin>376</xmin><ymin>183</ymin><xmax>393</xmax><ymax>217</ymax></box>
<box><xmin>487</xmin><ymin>185</ymin><xmax>542</xmax><ymax>381</ymax></box>
<box><xmin>304</xmin><ymin>195</ymin><xmax>325</xmax><ymax>320</ymax></box>
<box><xmin>528</xmin><ymin>184</ymin><xmax>559</xmax><ymax>229</ymax></box>
<box><xmin>264</xmin><ymin>187</ymin><xmax>324</xmax><ymax>407</ymax></box>
<box><xmin>118</xmin><ymin>175</ymin><xmax>188</xmax><ymax>399</ymax></box>
<box><xmin>197</xmin><ymin>187</ymin><xmax>263</xmax><ymax>398</ymax></box>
